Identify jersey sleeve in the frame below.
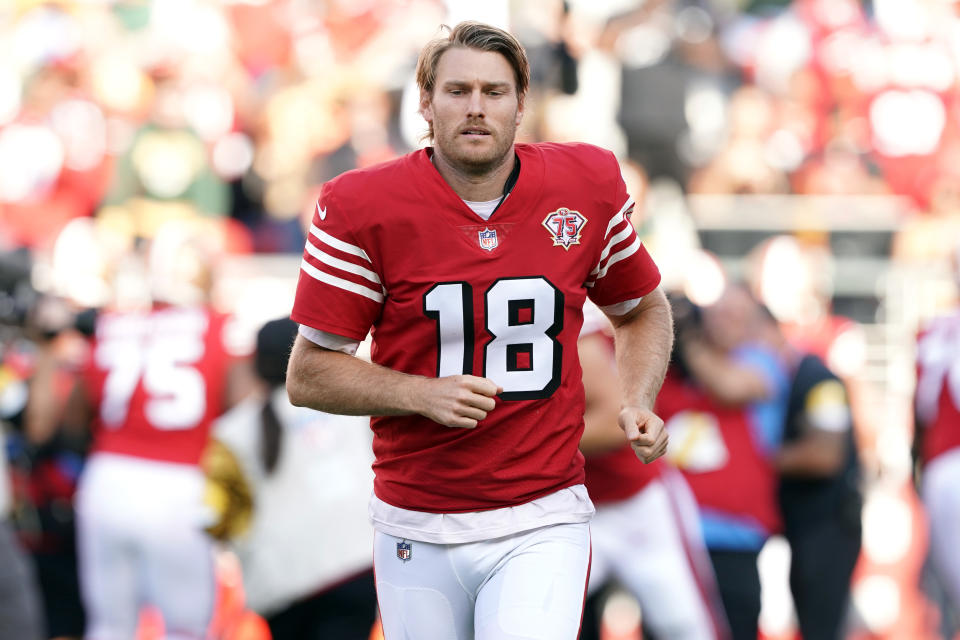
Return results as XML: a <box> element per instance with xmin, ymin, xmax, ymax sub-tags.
<box><xmin>585</xmin><ymin>155</ymin><xmax>661</xmax><ymax>311</ymax></box>
<box><xmin>290</xmin><ymin>182</ymin><xmax>385</xmax><ymax>341</ymax></box>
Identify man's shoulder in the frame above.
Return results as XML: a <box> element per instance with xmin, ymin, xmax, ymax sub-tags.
<box><xmin>522</xmin><ymin>141</ymin><xmax>617</xmax><ymax>170</ymax></box>
<box><xmin>325</xmin><ymin>151</ymin><xmax>419</xmax><ymax>200</ymax></box>
<box><xmin>794</xmin><ymin>352</ymin><xmax>837</xmax><ymax>387</ymax></box>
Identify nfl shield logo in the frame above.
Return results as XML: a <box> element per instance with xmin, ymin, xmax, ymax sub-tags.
<box><xmin>478</xmin><ymin>227</ymin><xmax>498</xmax><ymax>251</ymax></box>
<box><xmin>397</xmin><ymin>540</ymin><xmax>412</xmax><ymax>562</ymax></box>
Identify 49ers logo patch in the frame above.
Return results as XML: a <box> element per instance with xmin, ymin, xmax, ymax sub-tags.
<box><xmin>542</xmin><ymin>208</ymin><xmax>587</xmax><ymax>250</ymax></box>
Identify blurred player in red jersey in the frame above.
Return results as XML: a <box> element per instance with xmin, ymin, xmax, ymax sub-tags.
<box><xmin>286</xmin><ymin>21</ymin><xmax>674</xmax><ymax>640</ymax></box>
<box><xmin>915</xmin><ymin>241</ymin><xmax>960</xmax><ymax>631</ymax></box>
<box><xmin>68</xmin><ymin>230</ymin><xmax>249</xmax><ymax>640</ymax></box>
<box><xmin>577</xmin><ymin>302</ymin><xmax>729</xmax><ymax>640</ymax></box>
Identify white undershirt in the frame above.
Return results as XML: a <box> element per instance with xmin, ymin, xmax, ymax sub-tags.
<box><xmin>462</xmin><ymin>196</ymin><xmax>502</xmax><ymax>220</ymax></box>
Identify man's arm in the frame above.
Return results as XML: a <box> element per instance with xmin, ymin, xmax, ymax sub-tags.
<box><xmin>776</xmin><ymin>427</ymin><xmax>847</xmax><ymax>477</ymax></box>
<box><xmin>681</xmin><ymin>336</ymin><xmax>770</xmax><ymax>405</ymax></box>
<box><xmin>778</xmin><ymin>377</ymin><xmax>851</xmax><ymax>477</ymax></box>
<box><xmin>286</xmin><ymin>334</ymin><xmax>501</xmax><ymax>429</ymax></box>
<box><xmin>607</xmin><ymin>287</ymin><xmax>673</xmax><ymax>462</ymax></box>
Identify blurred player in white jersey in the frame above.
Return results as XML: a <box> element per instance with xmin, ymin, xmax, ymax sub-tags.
<box><xmin>286</xmin><ymin>21</ymin><xmax>673</xmax><ymax>640</ymax></box>
<box><xmin>69</xmin><ymin>230</ymin><xmax>248</xmax><ymax>640</ymax></box>
<box><xmin>915</xmin><ymin>241</ymin><xmax>960</xmax><ymax>630</ymax></box>
<box><xmin>577</xmin><ymin>302</ymin><xmax>729</xmax><ymax>640</ymax></box>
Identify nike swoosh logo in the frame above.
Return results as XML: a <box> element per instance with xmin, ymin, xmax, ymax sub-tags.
<box><xmin>318</xmin><ymin>205</ymin><xmax>327</xmax><ymax>220</ymax></box>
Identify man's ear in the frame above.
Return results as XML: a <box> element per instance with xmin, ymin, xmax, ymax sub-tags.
<box><xmin>419</xmin><ymin>90</ymin><xmax>433</xmax><ymax>124</ymax></box>
<box><xmin>515</xmin><ymin>94</ymin><xmax>525</xmax><ymax>126</ymax></box>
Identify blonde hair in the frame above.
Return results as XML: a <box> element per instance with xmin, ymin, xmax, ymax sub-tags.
<box><xmin>416</xmin><ymin>21</ymin><xmax>530</xmax><ymax>139</ymax></box>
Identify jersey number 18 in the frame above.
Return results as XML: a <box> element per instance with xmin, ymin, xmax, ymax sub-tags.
<box><xmin>424</xmin><ymin>276</ymin><xmax>563</xmax><ymax>401</ymax></box>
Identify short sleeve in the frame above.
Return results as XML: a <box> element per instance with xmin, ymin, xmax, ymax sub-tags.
<box><xmin>804</xmin><ymin>379</ymin><xmax>851</xmax><ymax>433</ymax></box>
<box><xmin>585</xmin><ymin>154</ymin><xmax>661</xmax><ymax>309</ymax></box>
<box><xmin>290</xmin><ymin>182</ymin><xmax>385</xmax><ymax>341</ymax></box>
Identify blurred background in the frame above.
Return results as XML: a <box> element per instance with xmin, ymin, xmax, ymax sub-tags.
<box><xmin>0</xmin><ymin>0</ymin><xmax>958</xmax><ymax>638</ymax></box>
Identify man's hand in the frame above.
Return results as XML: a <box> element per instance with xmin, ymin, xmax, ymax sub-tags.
<box><xmin>619</xmin><ymin>406</ymin><xmax>668</xmax><ymax>463</ymax></box>
<box><xmin>415</xmin><ymin>375</ymin><xmax>502</xmax><ymax>428</ymax></box>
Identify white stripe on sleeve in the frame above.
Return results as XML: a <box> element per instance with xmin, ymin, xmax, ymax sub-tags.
<box><xmin>300</xmin><ymin>259</ymin><xmax>384</xmax><ymax>302</ymax></box>
<box><xmin>595</xmin><ymin>236</ymin><xmax>642</xmax><ymax>279</ymax></box>
<box><xmin>604</xmin><ymin>197</ymin><xmax>635</xmax><ymax>238</ymax></box>
<box><xmin>309</xmin><ymin>224</ymin><xmax>374</xmax><ymax>263</ymax></box>
<box><xmin>590</xmin><ymin>221</ymin><xmax>635</xmax><ymax>276</ymax></box>
<box><xmin>599</xmin><ymin>297</ymin><xmax>643</xmax><ymax>317</ymax></box>
<box><xmin>588</xmin><ymin>236</ymin><xmax>642</xmax><ymax>285</ymax></box>
<box><xmin>304</xmin><ymin>240</ymin><xmax>381</xmax><ymax>286</ymax></box>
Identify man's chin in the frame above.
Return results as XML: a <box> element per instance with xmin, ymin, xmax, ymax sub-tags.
<box><xmin>448</xmin><ymin>144</ymin><xmax>510</xmax><ymax>173</ymax></box>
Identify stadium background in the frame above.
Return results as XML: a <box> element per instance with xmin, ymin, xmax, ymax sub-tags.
<box><xmin>0</xmin><ymin>0</ymin><xmax>957</xmax><ymax>638</ymax></box>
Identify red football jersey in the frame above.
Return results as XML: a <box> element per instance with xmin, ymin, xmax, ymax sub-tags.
<box><xmin>655</xmin><ymin>369</ymin><xmax>781</xmax><ymax>536</ymax></box>
<box><xmin>291</xmin><ymin>142</ymin><xmax>662</xmax><ymax>512</ymax></box>
<box><xmin>915</xmin><ymin>309</ymin><xmax>960</xmax><ymax>465</ymax></box>
<box><xmin>83</xmin><ymin>305</ymin><xmax>235</xmax><ymax>466</ymax></box>
<box><xmin>584</xmin><ymin>447</ymin><xmax>663</xmax><ymax>505</ymax></box>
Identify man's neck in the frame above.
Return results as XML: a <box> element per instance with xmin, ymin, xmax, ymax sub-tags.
<box><xmin>431</xmin><ymin>148</ymin><xmax>517</xmax><ymax>202</ymax></box>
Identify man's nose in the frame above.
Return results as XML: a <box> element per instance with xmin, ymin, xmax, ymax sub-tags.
<box><xmin>466</xmin><ymin>89</ymin><xmax>485</xmax><ymax>117</ymax></box>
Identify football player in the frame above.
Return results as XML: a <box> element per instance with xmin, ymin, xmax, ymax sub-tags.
<box><xmin>70</xmin><ymin>230</ymin><xmax>249</xmax><ymax>640</ymax></box>
<box><xmin>915</xmin><ymin>241</ymin><xmax>960</xmax><ymax>628</ymax></box>
<box><xmin>286</xmin><ymin>21</ymin><xmax>674</xmax><ymax>640</ymax></box>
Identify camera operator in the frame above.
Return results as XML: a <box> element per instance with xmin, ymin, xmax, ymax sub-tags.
<box><xmin>0</xmin><ymin>247</ymin><xmax>86</xmax><ymax>640</ymax></box>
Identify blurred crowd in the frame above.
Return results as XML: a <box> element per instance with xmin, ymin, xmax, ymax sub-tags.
<box><xmin>2</xmin><ymin>0</ymin><xmax>960</xmax><ymax>638</ymax></box>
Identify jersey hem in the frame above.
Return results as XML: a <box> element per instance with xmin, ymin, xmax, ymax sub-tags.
<box><xmin>368</xmin><ymin>484</ymin><xmax>595</xmax><ymax>544</ymax></box>
<box><xmin>372</xmin><ymin>474</ymin><xmax>586</xmax><ymax>514</ymax></box>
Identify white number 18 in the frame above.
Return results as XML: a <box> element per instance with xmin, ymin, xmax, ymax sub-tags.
<box><xmin>424</xmin><ymin>276</ymin><xmax>563</xmax><ymax>401</ymax></box>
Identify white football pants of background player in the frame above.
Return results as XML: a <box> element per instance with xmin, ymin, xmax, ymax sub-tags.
<box><xmin>588</xmin><ymin>469</ymin><xmax>728</xmax><ymax>640</ymax></box>
<box><xmin>923</xmin><ymin>446</ymin><xmax>960</xmax><ymax>612</ymax></box>
<box><xmin>374</xmin><ymin>521</ymin><xmax>591</xmax><ymax>640</ymax></box>
<box><xmin>76</xmin><ymin>454</ymin><xmax>214</xmax><ymax>640</ymax></box>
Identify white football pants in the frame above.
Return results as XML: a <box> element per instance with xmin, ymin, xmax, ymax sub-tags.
<box><xmin>374</xmin><ymin>521</ymin><xmax>591</xmax><ymax>640</ymax></box>
<box><xmin>923</xmin><ymin>446</ymin><xmax>960</xmax><ymax>611</ymax></box>
<box><xmin>588</xmin><ymin>471</ymin><xmax>727</xmax><ymax>640</ymax></box>
<box><xmin>76</xmin><ymin>454</ymin><xmax>215</xmax><ymax>640</ymax></box>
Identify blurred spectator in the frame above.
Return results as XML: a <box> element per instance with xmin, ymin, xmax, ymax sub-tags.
<box><xmin>744</xmin><ymin>235</ymin><xmax>872</xmax><ymax>461</ymax></box>
<box><xmin>577</xmin><ymin>301</ymin><xmax>729</xmax><ymax>640</ymax></box>
<box><xmin>4</xmin><ymin>258</ymin><xmax>89</xmax><ymax>640</ymax></box>
<box><xmin>17</xmin><ymin>333</ymin><xmax>89</xmax><ymax>640</ymax></box>
<box><xmin>767</xmin><ymin>306</ymin><xmax>863</xmax><ymax>640</ymax></box>
<box><xmin>658</xmin><ymin>287</ymin><xmax>790</xmax><ymax>640</ymax></box>
<box><xmin>601</xmin><ymin>0</ymin><xmax>738</xmax><ymax>185</ymax></box>
<box><xmin>914</xmin><ymin>242</ymin><xmax>960</xmax><ymax>638</ymax></box>
<box><xmin>204</xmin><ymin>317</ymin><xmax>376</xmax><ymax>640</ymax></box>
<box><xmin>687</xmin><ymin>86</ymin><xmax>791</xmax><ymax>194</ymax></box>
<box><xmin>892</xmin><ymin>141</ymin><xmax>960</xmax><ymax>269</ymax></box>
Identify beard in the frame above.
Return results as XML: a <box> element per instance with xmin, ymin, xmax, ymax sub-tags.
<box><xmin>433</xmin><ymin>117</ymin><xmax>518</xmax><ymax>177</ymax></box>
